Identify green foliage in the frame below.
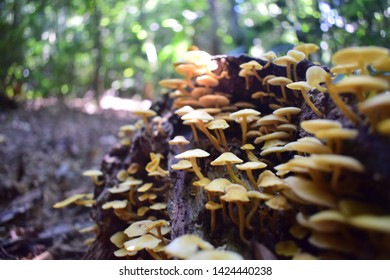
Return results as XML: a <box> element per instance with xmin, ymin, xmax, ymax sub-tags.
<box><xmin>0</xmin><ymin>0</ymin><xmax>389</xmax><ymax>102</ymax></box>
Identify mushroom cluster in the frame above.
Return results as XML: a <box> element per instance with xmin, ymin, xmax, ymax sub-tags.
<box><xmin>56</xmin><ymin>43</ymin><xmax>390</xmax><ymax>260</ymax></box>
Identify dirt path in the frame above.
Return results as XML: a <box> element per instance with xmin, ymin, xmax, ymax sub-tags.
<box><xmin>0</xmin><ymin>101</ymin><xmax>132</xmax><ymax>259</ymax></box>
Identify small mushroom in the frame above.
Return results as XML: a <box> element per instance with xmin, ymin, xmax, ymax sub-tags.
<box><xmin>267</xmin><ymin>77</ymin><xmax>293</xmax><ymax>104</ymax></box>
<box><xmin>211</xmin><ymin>152</ymin><xmax>247</xmax><ymax>188</ymax></box>
<box><xmin>314</xmin><ymin>127</ymin><xmax>358</xmax><ymax>154</ymax></box>
<box><xmin>221</xmin><ymin>187</ymin><xmax>250</xmax><ymax>244</ymax></box>
<box><xmin>240</xmin><ymin>60</ymin><xmax>264</xmax><ymax>83</ymax></box>
<box><xmin>273</xmin><ymin>106</ymin><xmax>301</xmax><ymax>122</ymax></box>
<box><xmin>275</xmin><ymin>240</ymin><xmax>300</xmax><ymax>257</ymax></box>
<box><xmin>168</xmin><ymin>135</ymin><xmax>190</xmax><ymax>152</ymax></box>
<box><xmin>230</xmin><ymin>108</ymin><xmax>261</xmax><ymax>144</ymax></box>
<box><xmin>131</xmin><ymin>109</ymin><xmax>157</xmax><ymax>133</ymax></box>
<box><xmin>205</xmin><ymin>201</ymin><xmax>223</xmax><ymax>233</ymax></box>
<box><xmin>273</xmin><ymin>55</ymin><xmax>296</xmax><ymax>81</ymax></box>
<box><xmin>294</xmin><ymin>43</ymin><xmax>319</xmax><ymax>59</ymax></box>
<box><xmin>175</xmin><ymin>149</ymin><xmax>210</xmax><ymax>180</ymax></box>
<box><xmin>245</xmin><ymin>190</ymin><xmax>273</xmax><ymax>230</ymax></box>
<box><xmin>286</xmin><ymin>81</ymin><xmax>324</xmax><ymax>117</ymax></box>
<box><xmin>236</xmin><ymin>161</ymin><xmax>267</xmax><ymax>186</ymax></box>
<box><xmin>207</xmin><ymin>118</ymin><xmax>230</xmax><ymax>151</ymax></box>
<box><xmin>82</xmin><ymin>169</ymin><xmax>104</xmax><ymax>186</ymax></box>
<box><xmin>124</xmin><ymin>234</ymin><xmax>162</xmax><ymax>259</ymax></box>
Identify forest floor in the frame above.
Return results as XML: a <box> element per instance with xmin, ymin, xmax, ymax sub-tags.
<box><xmin>0</xmin><ymin>98</ymin><xmax>136</xmax><ymax>259</ymax></box>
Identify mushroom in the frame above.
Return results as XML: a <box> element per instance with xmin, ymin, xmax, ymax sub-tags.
<box><xmin>377</xmin><ymin>118</ymin><xmax>390</xmax><ymax>136</ymax></box>
<box><xmin>284</xmin><ymin>174</ymin><xmax>337</xmax><ymax>207</ymax></box>
<box><xmin>181</xmin><ymin>109</ymin><xmax>222</xmax><ymax>151</ymax></box>
<box><xmin>124</xmin><ymin>234</ymin><xmax>163</xmax><ymax>259</ymax></box>
<box><xmin>171</xmin><ymin>159</ymin><xmax>192</xmax><ymax>171</ymax></box>
<box><xmin>314</xmin><ymin>127</ymin><xmax>358</xmax><ymax>154</ymax></box>
<box><xmin>236</xmin><ymin>161</ymin><xmax>267</xmax><ymax>186</ymax></box>
<box><xmin>259</xmin><ymin>50</ymin><xmax>277</xmax><ymax>69</ymax></box>
<box><xmin>53</xmin><ymin>193</ymin><xmax>94</xmax><ymax>208</ymax></box>
<box><xmin>305</xmin><ymin>65</ymin><xmax>328</xmax><ymax>92</ymax></box>
<box><xmin>301</xmin><ymin>119</ymin><xmax>342</xmax><ymax>134</ymax></box>
<box><xmin>198</xmin><ymin>94</ymin><xmax>230</xmax><ymax>108</ymax></box>
<box><xmin>273</xmin><ymin>55</ymin><xmax>296</xmax><ymax>81</ymax></box>
<box><xmin>273</xmin><ymin>106</ymin><xmax>301</xmax><ymax>122</ymax></box>
<box><xmin>82</xmin><ymin>169</ymin><xmax>104</xmax><ymax>186</ymax></box>
<box><xmin>220</xmin><ymin>186</ymin><xmax>250</xmax><ymax>244</ymax></box>
<box><xmin>175</xmin><ymin>149</ymin><xmax>210</xmax><ymax>180</ymax></box>
<box><xmin>118</xmin><ymin>178</ymin><xmax>143</xmax><ymax>205</ymax></box>
<box><xmin>241</xmin><ymin>143</ymin><xmax>260</xmax><ymax>162</ymax></box>
<box><xmin>164</xmin><ymin>234</ymin><xmax>214</xmax><ymax>259</ymax></box>
<box><xmin>195</xmin><ymin>74</ymin><xmax>219</xmax><ymax>89</ymax></box>
<box><xmin>131</xmin><ymin>109</ymin><xmax>157</xmax><ymax>133</ymax></box>
<box><xmin>245</xmin><ymin>190</ymin><xmax>273</xmax><ymax>230</ymax></box>
<box><xmin>332</xmin><ymin>46</ymin><xmax>388</xmax><ymax>74</ymax></box>
<box><xmin>348</xmin><ymin>215</ymin><xmax>390</xmax><ymax>233</ymax></box>
<box><xmin>311</xmin><ymin>154</ymin><xmax>365</xmax><ymax>190</ymax></box>
<box><xmin>205</xmin><ymin>201</ymin><xmax>222</xmax><ymax>234</ymax></box>
<box><xmin>287</xmin><ymin>49</ymin><xmax>306</xmax><ymax>81</ymax></box>
<box><xmin>286</xmin><ymin>81</ymin><xmax>324</xmax><ymax>117</ymax></box>
<box><xmin>257</xmin><ymin>170</ymin><xmax>287</xmax><ymax>192</ymax></box>
<box><xmin>207</xmin><ymin>118</ymin><xmax>230</xmax><ymax>151</ymax></box>
<box><xmin>168</xmin><ymin>135</ymin><xmax>190</xmax><ymax>152</ymax></box>
<box><xmin>159</xmin><ymin>78</ymin><xmax>190</xmax><ymax>96</ymax></box>
<box><xmin>230</xmin><ymin>108</ymin><xmax>261</xmax><ymax>144</ymax></box>
<box><xmin>293</xmin><ymin>43</ymin><xmax>319</xmax><ymax>59</ymax></box>
<box><xmin>267</xmin><ymin>77</ymin><xmax>293</xmax><ymax>104</ymax></box>
<box><xmin>358</xmin><ymin>93</ymin><xmax>390</xmax><ymax>127</ymax></box>
<box><xmin>240</xmin><ymin>60</ymin><xmax>264</xmax><ymax>82</ymax></box>
<box><xmin>254</xmin><ymin>131</ymin><xmax>290</xmax><ymax>145</ymax></box>
<box><xmin>210</xmin><ymin>152</ymin><xmax>247</xmax><ymax>188</ymax></box>
<box><xmin>102</xmin><ymin>199</ymin><xmax>128</xmax><ymax>210</ymax></box>
<box><xmin>146</xmin><ymin>219</ymin><xmax>171</xmax><ymax>244</ymax></box>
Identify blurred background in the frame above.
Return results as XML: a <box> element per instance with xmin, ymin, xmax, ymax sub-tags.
<box><xmin>1</xmin><ymin>0</ymin><xmax>389</xmax><ymax>105</ymax></box>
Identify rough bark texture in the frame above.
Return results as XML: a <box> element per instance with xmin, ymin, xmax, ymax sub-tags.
<box><xmin>83</xmin><ymin>55</ymin><xmax>390</xmax><ymax>260</ymax></box>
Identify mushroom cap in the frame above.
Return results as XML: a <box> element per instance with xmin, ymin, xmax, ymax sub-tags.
<box><xmin>267</xmin><ymin>76</ymin><xmax>293</xmax><ymax>86</ymax></box>
<box><xmin>207</xmin><ymin>118</ymin><xmax>230</xmax><ymax>130</ymax></box>
<box><xmin>205</xmin><ymin>201</ymin><xmax>223</xmax><ymax>210</ymax></box>
<box><xmin>301</xmin><ymin>119</ymin><xmax>342</xmax><ymax>134</ymax></box>
<box><xmin>311</xmin><ymin>154</ymin><xmax>365</xmax><ymax>172</ymax></box>
<box><xmin>240</xmin><ymin>143</ymin><xmax>256</xmax><ymax>150</ymax></box>
<box><xmin>294</xmin><ymin>43</ymin><xmax>319</xmax><ymax>55</ymax></box>
<box><xmin>284</xmin><ymin>140</ymin><xmax>333</xmax><ymax>154</ymax></box>
<box><xmin>159</xmin><ymin>78</ymin><xmax>188</xmax><ymax>89</ymax></box>
<box><xmin>308</xmin><ymin>232</ymin><xmax>354</xmax><ymax>254</ymax></box>
<box><xmin>175</xmin><ymin>148</ymin><xmax>210</xmax><ymax>159</ymax></box>
<box><xmin>137</xmin><ymin>183</ymin><xmax>154</xmax><ymax>193</ymax></box>
<box><xmin>150</xmin><ymin>202</ymin><xmax>167</xmax><ymax>210</ymax></box>
<box><xmin>349</xmin><ymin>215</ymin><xmax>390</xmax><ymax>233</ymax></box>
<box><xmin>287</xmin><ymin>49</ymin><xmax>306</xmax><ymax>62</ymax></box>
<box><xmin>330</xmin><ymin>63</ymin><xmax>360</xmax><ymax>75</ymax></box>
<box><xmin>315</xmin><ymin>127</ymin><xmax>358</xmax><ymax>140</ymax></box>
<box><xmin>131</xmin><ymin>109</ymin><xmax>157</xmax><ymax>117</ymax></box>
<box><xmin>221</xmin><ymin>187</ymin><xmax>249</xmax><ymax>203</ymax></box>
<box><xmin>110</xmin><ymin>231</ymin><xmax>128</xmax><ymax>248</ymax></box>
<box><xmin>169</xmin><ymin>135</ymin><xmax>190</xmax><ymax>145</ymax></box>
<box><xmin>273</xmin><ymin>106</ymin><xmax>301</xmax><ymax>117</ymax></box>
<box><xmin>358</xmin><ymin>93</ymin><xmax>390</xmax><ymax>113</ymax></box>
<box><xmin>236</xmin><ymin>161</ymin><xmax>267</xmax><ymax>170</ymax></box>
<box><xmin>164</xmin><ymin>234</ymin><xmax>214</xmax><ymax>259</ymax></box>
<box><xmin>192</xmin><ymin>177</ymin><xmax>211</xmax><ymax>187</ymax></box>
<box><xmin>240</xmin><ymin>60</ymin><xmax>263</xmax><ymax>70</ymax></box>
<box><xmin>286</xmin><ymin>81</ymin><xmax>313</xmax><ymax>91</ymax></box>
<box><xmin>204</xmin><ymin>178</ymin><xmax>232</xmax><ymax>193</ymax></box>
<box><xmin>171</xmin><ymin>159</ymin><xmax>192</xmax><ymax>170</ymax></box>
<box><xmin>305</xmin><ymin>66</ymin><xmax>328</xmax><ymax>88</ymax></box>
<box><xmin>181</xmin><ymin>109</ymin><xmax>214</xmax><ymax>122</ymax></box>
<box><xmin>247</xmin><ymin>190</ymin><xmax>273</xmax><ymax>200</ymax></box>
<box><xmin>198</xmin><ymin>94</ymin><xmax>230</xmax><ymax>108</ymax></box>
<box><xmin>188</xmin><ymin>249</ymin><xmax>244</xmax><ymax>260</ymax></box>
<box><xmin>174</xmin><ymin>105</ymin><xmax>194</xmax><ymax>116</ymax></box>
<box><xmin>260</xmin><ymin>50</ymin><xmax>277</xmax><ymax>61</ymax></box>
<box><xmin>332</xmin><ymin>46</ymin><xmax>388</xmax><ymax>66</ymax></box>
<box><xmin>333</xmin><ymin>75</ymin><xmax>389</xmax><ymax>94</ymax></box>
<box><xmin>273</xmin><ymin>55</ymin><xmax>296</xmax><ymax>66</ymax></box>
<box><xmin>107</xmin><ymin>184</ymin><xmax>130</xmax><ymax>193</ymax></box>
<box><xmin>102</xmin><ymin>199</ymin><xmax>128</xmax><ymax>209</ymax></box>
<box><xmin>124</xmin><ymin>234</ymin><xmax>161</xmax><ymax>252</ymax></box>
<box><xmin>119</xmin><ymin>178</ymin><xmax>143</xmax><ymax>187</ymax></box>
<box><xmin>256</xmin><ymin>114</ymin><xmax>289</xmax><ymax>126</ymax></box>
<box><xmin>230</xmin><ymin>108</ymin><xmax>261</xmax><ymax>120</ymax></box>
<box><xmin>196</xmin><ymin>74</ymin><xmax>219</xmax><ymax>87</ymax></box>
<box><xmin>284</xmin><ymin>176</ymin><xmax>337</xmax><ymax>208</ymax></box>
<box><xmin>124</xmin><ymin>220</ymin><xmax>171</xmax><ymax>238</ymax></box>
<box><xmin>210</xmin><ymin>152</ymin><xmax>243</xmax><ymax>165</ymax></box>
<box><xmin>183</xmin><ymin>50</ymin><xmax>213</xmax><ymax>65</ymax></box>
<box><xmin>82</xmin><ymin>169</ymin><xmax>103</xmax><ymax>177</ymax></box>
<box><xmin>53</xmin><ymin>193</ymin><xmax>92</xmax><ymax>208</ymax></box>
<box><xmin>257</xmin><ymin>170</ymin><xmax>286</xmax><ymax>188</ymax></box>
<box><xmin>254</xmin><ymin>131</ymin><xmax>290</xmax><ymax>144</ymax></box>
<box><xmin>265</xmin><ymin>195</ymin><xmax>290</xmax><ymax>210</ymax></box>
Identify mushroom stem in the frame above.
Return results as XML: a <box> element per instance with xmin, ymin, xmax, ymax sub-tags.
<box><xmin>189</xmin><ymin>123</ymin><xmax>200</xmax><ymax>144</ymax></box>
<box><xmin>196</xmin><ymin>121</ymin><xmax>223</xmax><ymax>152</ymax></box>
<box><xmin>210</xmin><ymin>210</ymin><xmax>216</xmax><ymax>233</ymax></box>
<box><xmin>245</xmin><ymin>170</ymin><xmax>257</xmax><ymax>186</ymax></box>
<box><xmin>331</xmin><ymin>166</ymin><xmax>342</xmax><ymax>190</ymax></box>
<box><xmin>237</xmin><ymin>202</ymin><xmax>250</xmax><ymax>245</ymax></box>
<box><xmin>228</xmin><ymin>202</ymin><xmax>239</xmax><ymax>225</ymax></box>
<box><xmin>189</xmin><ymin>158</ymin><xmax>204</xmax><ymax>180</ymax></box>
<box><xmin>142</xmin><ymin>117</ymin><xmax>152</xmax><ymax>134</ymax></box>
<box><xmin>245</xmin><ymin>199</ymin><xmax>260</xmax><ymax>231</ymax></box>
<box><xmin>240</xmin><ymin>116</ymin><xmax>248</xmax><ymax>144</ymax></box>
<box><xmin>217</xmin><ymin>129</ymin><xmax>229</xmax><ymax>151</ymax></box>
<box><xmin>328</xmin><ymin>89</ymin><xmax>360</xmax><ymax>124</ymax></box>
<box><xmin>225</xmin><ymin>162</ymin><xmax>248</xmax><ymax>189</ymax></box>
<box><xmin>300</xmin><ymin>90</ymin><xmax>324</xmax><ymax>117</ymax></box>
<box><xmin>221</xmin><ymin>200</ymin><xmax>229</xmax><ymax>224</ymax></box>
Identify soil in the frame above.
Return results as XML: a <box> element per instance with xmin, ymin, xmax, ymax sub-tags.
<box><xmin>0</xmin><ymin>99</ymin><xmax>132</xmax><ymax>259</ymax></box>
